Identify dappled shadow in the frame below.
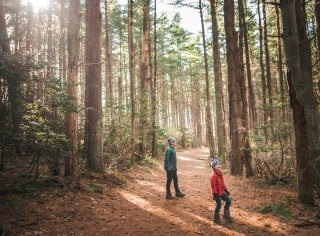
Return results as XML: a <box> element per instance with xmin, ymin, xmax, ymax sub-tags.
<box><xmin>110</xmin><ymin>148</ymin><xmax>305</xmax><ymax>235</ymax></box>
<box><xmin>1</xmin><ymin>148</ymin><xmax>319</xmax><ymax>235</ymax></box>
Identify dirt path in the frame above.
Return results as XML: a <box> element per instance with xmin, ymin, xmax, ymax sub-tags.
<box><xmin>1</xmin><ymin>148</ymin><xmax>320</xmax><ymax>235</ymax></box>
<box><xmin>114</xmin><ymin>147</ymin><xmax>319</xmax><ymax>236</ymax></box>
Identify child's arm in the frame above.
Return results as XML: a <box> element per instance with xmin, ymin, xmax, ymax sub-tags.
<box><xmin>210</xmin><ymin>175</ymin><xmax>218</xmax><ymax>196</ymax></box>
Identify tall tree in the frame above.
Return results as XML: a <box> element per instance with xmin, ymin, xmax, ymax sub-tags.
<box><xmin>85</xmin><ymin>0</ymin><xmax>104</xmax><ymax>172</ymax></box>
<box><xmin>0</xmin><ymin>0</ymin><xmax>23</xmax><ymax>155</ymax></box>
<box><xmin>263</xmin><ymin>1</ymin><xmax>274</xmax><ymax>133</ymax></box>
<box><xmin>199</xmin><ymin>0</ymin><xmax>215</xmax><ymax>157</ymax></box>
<box><xmin>238</xmin><ymin>0</ymin><xmax>254</xmax><ymax>176</ymax></box>
<box><xmin>275</xmin><ymin>0</ymin><xmax>286</xmax><ymax>119</ymax></box>
<box><xmin>242</xmin><ymin>1</ymin><xmax>257</xmax><ymax>129</ymax></box>
<box><xmin>65</xmin><ymin>0</ymin><xmax>80</xmax><ymax>177</ymax></box>
<box><xmin>280</xmin><ymin>0</ymin><xmax>320</xmax><ymax>204</ymax></box>
<box><xmin>258</xmin><ymin>0</ymin><xmax>268</xmax><ymax>138</ymax></box>
<box><xmin>151</xmin><ymin>0</ymin><xmax>158</xmax><ymax>157</ymax></box>
<box><xmin>209</xmin><ymin>0</ymin><xmax>226</xmax><ymax>158</ymax></box>
<box><xmin>139</xmin><ymin>0</ymin><xmax>151</xmax><ymax>157</ymax></box>
<box><xmin>224</xmin><ymin>0</ymin><xmax>252</xmax><ymax>175</ymax></box>
<box><xmin>128</xmin><ymin>0</ymin><xmax>136</xmax><ymax>159</ymax></box>
<box><xmin>59</xmin><ymin>0</ymin><xmax>67</xmax><ymax>82</ymax></box>
<box><xmin>104</xmin><ymin>0</ymin><xmax>114</xmax><ymax>124</ymax></box>
<box><xmin>315</xmin><ymin>0</ymin><xmax>320</xmax><ymax>55</ymax></box>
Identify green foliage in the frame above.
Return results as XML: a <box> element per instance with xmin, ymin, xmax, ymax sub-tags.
<box><xmin>20</xmin><ymin>77</ymin><xmax>74</xmax><ymax>176</ymax></box>
<box><xmin>105</xmin><ymin>169</ymin><xmax>127</xmax><ymax>186</ymax></box>
<box><xmin>88</xmin><ymin>183</ymin><xmax>104</xmax><ymax>194</ymax></box>
<box><xmin>142</xmin><ymin>156</ymin><xmax>158</xmax><ymax>166</ymax></box>
<box><xmin>180</xmin><ymin>127</ymin><xmax>192</xmax><ymax>149</ymax></box>
<box><xmin>257</xmin><ymin>202</ymin><xmax>292</xmax><ymax>220</ymax></box>
<box><xmin>104</xmin><ymin>121</ymin><xmax>131</xmax><ymax>157</ymax></box>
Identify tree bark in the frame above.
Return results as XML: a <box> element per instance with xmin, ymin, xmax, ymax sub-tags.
<box><xmin>209</xmin><ymin>0</ymin><xmax>226</xmax><ymax>158</ymax></box>
<box><xmin>65</xmin><ymin>0</ymin><xmax>80</xmax><ymax>177</ymax></box>
<box><xmin>315</xmin><ymin>0</ymin><xmax>320</xmax><ymax>57</ymax></box>
<box><xmin>104</xmin><ymin>0</ymin><xmax>114</xmax><ymax>125</ymax></box>
<box><xmin>85</xmin><ymin>0</ymin><xmax>104</xmax><ymax>172</ymax></box>
<box><xmin>199</xmin><ymin>0</ymin><xmax>215</xmax><ymax>157</ymax></box>
<box><xmin>280</xmin><ymin>0</ymin><xmax>320</xmax><ymax>204</ymax></box>
<box><xmin>258</xmin><ymin>0</ymin><xmax>268</xmax><ymax>138</ymax></box>
<box><xmin>224</xmin><ymin>0</ymin><xmax>243</xmax><ymax>175</ymax></box>
<box><xmin>151</xmin><ymin>0</ymin><xmax>157</xmax><ymax>157</ymax></box>
<box><xmin>128</xmin><ymin>0</ymin><xmax>136</xmax><ymax>159</ymax></box>
<box><xmin>275</xmin><ymin>1</ymin><xmax>286</xmax><ymax>120</ymax></box>
<box><xmin>0</xmin><ymin>0</ymin><xmax>22</xmax><ymax>155</ymax></box>
<box><xmin>59</xmin><ymin>0</ymin><xmax>67</xmax><ymax>82</ymax></box>
<box><xmin>242</xmin><ymin>0</ymin><xmax>257</xmax><ymax>131</ymax></box>
<box><xmin>238</xmin><ymin>0</ymin><xmax>254</xmax><ymax>177</ymax></box>
<box><xmin>263</xmin><ymin>1</ymin><xmax>274</xmax><ymax>134</ymax></box>
<box><xmin>139</xmin><ymin>0</ymin><xmax>151</xmax><ymax>158</ymax></box>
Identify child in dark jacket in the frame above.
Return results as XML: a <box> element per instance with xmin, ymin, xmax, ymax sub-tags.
<box><xmin>210</xmin><ymin>158</ymin><xmax>232</xmax><ymax>224</ymax></box>
<box><xmin>164</xmin><ymin>137</ymin><xmax>185</xmax><ymax>199</ymax></box>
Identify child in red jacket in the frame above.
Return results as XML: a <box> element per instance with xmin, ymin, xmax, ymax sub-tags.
<box><xmin>210</xmin><ymin>158</ymin><xmax>232</xmax><ymax>224</ymax></box>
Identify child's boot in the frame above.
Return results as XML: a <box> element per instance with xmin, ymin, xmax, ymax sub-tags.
<box><xmin>213</xmin><ymin>213</ymin><xmax>221</xmax><ymax>224</ymax></box>
<box><xmin>166</xmin><ymin>193</ymin><xmax>175</xmax><ymax>200</ymax></box>
<box><xmin>223</xmin><ymin>209</ymin><xmax>233</xmax><ymax>223</ymax></box>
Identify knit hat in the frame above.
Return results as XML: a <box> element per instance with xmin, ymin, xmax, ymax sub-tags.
<box><xmin>210</xmin><ymin>158</ymin><xmax>220</xmax><ymax>168</ymax></box>
<box><xmin>167</xmin><ymin>137</ymin><xmax>176</xmax><ymax>145</ymax></box>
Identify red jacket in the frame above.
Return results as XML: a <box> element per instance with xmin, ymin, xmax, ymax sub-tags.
<box><xmin>210</xmin><ymin>170</ymin><xmax>227</xmax><ymax>196</ymax></box>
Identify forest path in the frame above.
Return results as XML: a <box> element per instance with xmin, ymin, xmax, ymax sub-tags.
<box><xmin>1</xmin><ymin>148</ymin><xmax>319</xmax><ymax>235</ymax></box>
<box><xmin>113</xmin><ymin>147</ymin><xmax>317</xmax><ymax>235</ymax></box>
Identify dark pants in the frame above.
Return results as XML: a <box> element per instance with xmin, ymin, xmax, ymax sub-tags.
<box><xmin>214</xmin><ymin>194</ymin><xmax>231</xmax><ymax>214</ymax></box>
<box><xmin>166</xmin><ymin>171</ymin><xmax>180</xmax><ymax>195</ymax></box>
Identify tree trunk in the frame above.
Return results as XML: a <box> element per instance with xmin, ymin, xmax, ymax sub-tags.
<box><xmin>128</xmin><ymin>0</ymin><xmax>136</xmax><ymax>159</ymax></box>
<box><xmin>224</xmin><ymin>0</ymin><xmax>243</xmax><ymax>175</ymax></box>
<box><xmin>258</xmin><ymin>0</ymin><xmax>267</xmax><ymax>138</ymax></box>
<box><xmin>238</xmin><ymin>0</ymin><xmax>254</xmax><ymax>177</ymax></box>
<box><xmin>25</xmin><ymin>1</ymin><xmax>34</xmax><ymax>103</ymax></box>
<box><xmin>263</xmin><ymin>1</ymin><xmax>274</xmax><ymax>134</ymax></box>
<box><xmin>280</xmin><ymin>0</ymin><xmax>320</xmax><ymax>204</ymax></box>
<box><xmin>138</xmin><ymin>0</ymin><xmax>151</xmax><ymax>158</ymax></box>
<box><xmin>85</xmin><ymin>0</ymin><xmax>104</xmax><ymax>172</ymax></box>
<box><xmin>59</xmin><ymin>0</ymin><xmax>67</xmax><ymax>82</ymax></box>
<box><xmin>275</xmin><ymin>1</ymin><xmax>286</xmax><ymax>120</ymax></box>
<box><xmin>13</xmin><ymin>1</ymin><xmax>21</xmax><ymax>53</ymax></box>
<box><xmin>287</xmin><ymin>71</ymin><xmax>313</xmax><ymax>204</ymax></box>
<box><xmin>151</xmin><ymin>0</ymin><xmax>157</xmax><ymax>157</ymax></box>
<box><xmin>0</xmin><ymin>0</ymin><xmax>22</xmax><ymax>155</ymax></box>
<box><xmin>209</xmin><ymin>0</ymin><xmax>226</xmax><ymax>159</ymax></box>
<box><xmin>242</xmin><ymin>0</ymin><xmax>257</xmax><ymax>131</ymax></box>
<box><xmin>104</xmin><ymin>0</ymin><xmax>114</xmax><ymax>125</ymax></box>
<box><xmin>199</xmin><ymin>0</ymin><xmax>215</xmax><ymax>157</ymax></box>
<box><xmin>192</xmin><ymin>70</ymin><xmax>202</xmax><ymax>148</ymax></box>
<box><xmin>315</xmin><ymin>0</ymin><xmax>320</xmax><ymax>56</ymax></box>
<box><xmin>65</xmin><ymin>0</ymin><xmax>80</xmax><ymax>177</ymax></box>
<box><xmin>46</xmin><ymin>1</ymin><xmax>54</xmax><ymax>78</ymax></box>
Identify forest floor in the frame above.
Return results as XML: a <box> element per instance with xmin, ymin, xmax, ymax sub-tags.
<box><xmin>1</xmin><ymin>147</ymin><xmax>320</xmax><ymax>235</ymax></box>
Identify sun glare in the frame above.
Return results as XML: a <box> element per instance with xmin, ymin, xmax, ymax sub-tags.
<box><xmin>22</xmin><ymin>0</ymin><xmax>49</xmax><ymax>13</ymax></box>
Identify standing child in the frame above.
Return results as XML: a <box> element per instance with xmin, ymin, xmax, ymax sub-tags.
<box><xmin>164</xmin><ymin>137</ymin><xmax>185</xmax><ymax>199</ymax></box>
<box><xmin>210</xmin><ymin>158</ymin><xmax>232</xmax><ymax>224</ymax></box>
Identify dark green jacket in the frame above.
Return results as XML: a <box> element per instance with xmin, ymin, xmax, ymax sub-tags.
<box><xmin>164</xmin><ymin>146</ymin><xmax>177</xmax><ymax>172</ymax></box>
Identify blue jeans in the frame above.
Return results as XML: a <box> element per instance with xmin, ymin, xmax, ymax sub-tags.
<box><xmin>166</xmin><ymin>171</ymin><xmax>179</xmax><ymax>195</ymax></box>
<box><xmin>214</xmin><ymin>193</ymin><xmax>231</xmax><ymax>214</ymax></box>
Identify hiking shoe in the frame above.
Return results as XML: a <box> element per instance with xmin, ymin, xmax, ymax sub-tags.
<box><xmin>175</xmin><ymin>192</ymin><xmax>185</xmax><ymax>197</ymax></box>
<box><xmin>214</xmin><ymin>213</ymin><xmax>221</xmax><ymax>224</ymax></box>
<box><xmin>166</xmin><ymin>194</ymin><xmax>175</xmax><ymax>200</ymax></box>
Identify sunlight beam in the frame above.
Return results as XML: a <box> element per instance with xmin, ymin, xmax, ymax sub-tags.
<box><xmin>22</xmin><ymin>0</ymin><xmax>49</xmax><ymax>13</ymax></box>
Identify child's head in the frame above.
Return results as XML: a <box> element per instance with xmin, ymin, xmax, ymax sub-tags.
<box><xmin>167</xmin><ymin>136</ymin><xmax>176</xmax><ymax>146</ymax></box>
<box><xmin>210</xmin><ymin>158</ymin><xmax>221</xmax><ymax>170</ymax></box>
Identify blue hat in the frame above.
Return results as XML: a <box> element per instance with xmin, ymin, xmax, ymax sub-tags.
<box><xmin>210</xmin><ymin>158</ymin><xmax>220</xmax><ymax>168</ymax></box>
